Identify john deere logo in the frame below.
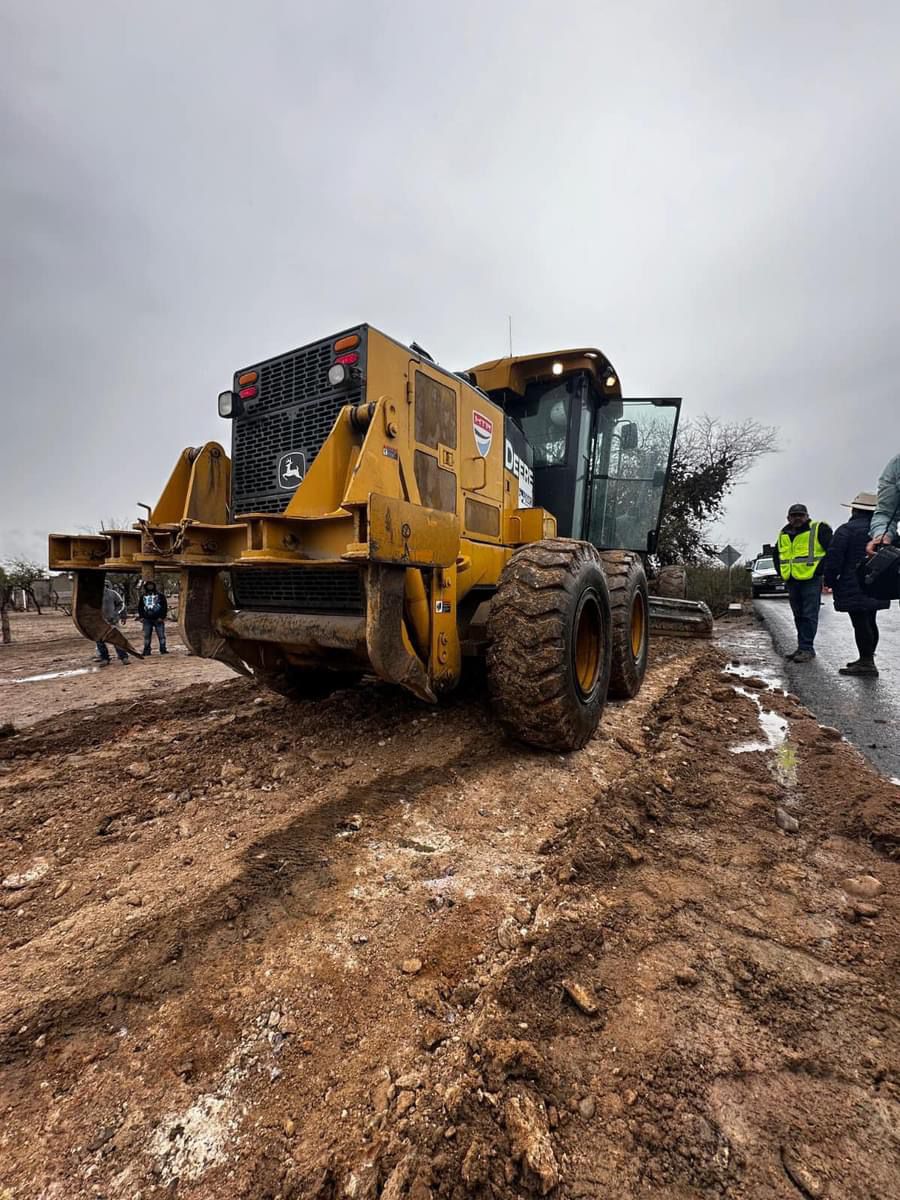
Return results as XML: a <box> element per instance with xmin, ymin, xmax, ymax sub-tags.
<box><xmin>473</xmin><ymin>411</ymin><xmax>493</xmax><ymax>457</ymax></box>
<box><xmin>277</xmin><ymin>451</ymin><xmax>306</xmax><ymax>490</ymax></box>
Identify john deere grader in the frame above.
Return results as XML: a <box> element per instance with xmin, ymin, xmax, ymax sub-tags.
<box><xmin>50</xmin><ymin>326</ymin><xmax>708</xmax><ymax>751</ymax></box>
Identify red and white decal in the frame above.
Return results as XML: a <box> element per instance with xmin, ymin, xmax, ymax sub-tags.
<box><xmin>473</xmin><ymin>410</ymin><xmax>493</xmax><ymax>457</ymax></box>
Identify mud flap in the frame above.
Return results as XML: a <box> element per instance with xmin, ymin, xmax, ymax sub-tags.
<box><xmin>180</xmin><ymin>568</ymin><xmax>252</xmax><ymax>677</ymax></box>
<box><xmin>72</xmin><ymin>571</ymin><xmax>143</xmax><ymax>658</ymax></box>
<box><xmin>366</xmin><ymin>563</ymin><xmax>435</xmax><ymax>703</ymax></box>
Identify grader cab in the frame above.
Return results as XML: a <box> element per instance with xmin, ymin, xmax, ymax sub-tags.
<box><xmin>49</xmin><ymin>325</ymin><xmax>709</xmax><ymax>750</ymax></box>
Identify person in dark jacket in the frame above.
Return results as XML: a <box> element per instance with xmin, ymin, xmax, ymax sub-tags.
<box><xmin>137</xmin><ymin>580</ymin><xmax>168</xmax><ymax>657</ymax></box>
<box><xmin>823</xmin><ymin>492</ymin><xmax>888</xmax><ymax>677</ymax></box>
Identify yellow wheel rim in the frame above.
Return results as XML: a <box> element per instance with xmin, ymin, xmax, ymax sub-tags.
<box><xmin>630</xmin><ymin>591</ymin><xmax>647</xmax><ymax>660</ymax></box>
<box><xmin>574</xmin><ymin>591</ymin><xmax>603</xmax><ymax>698</ymax></box>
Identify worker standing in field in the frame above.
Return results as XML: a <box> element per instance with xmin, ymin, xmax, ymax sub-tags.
<box><xmin>95</xmin><ymin>580</ymin><xmax>129</xmax><ymax>666</ymax></box>
<box><xmin>867</xmin><ymin>452</ymin><xmax>900</xmax><ymax>557</ymax></box>
<box><xmin>772</xmin><ymin>503</ymin><xmax>833</xmax><ymax>663</ymax></box>
<box><xmin>137</xmin><ymin>579</ymin><xmax>168</xmax><ymax>656</ymax></box>
<box><xmin>823</xmin><ymin>492</ymin><xmax>887</xmax><ymax>676</ymax></box>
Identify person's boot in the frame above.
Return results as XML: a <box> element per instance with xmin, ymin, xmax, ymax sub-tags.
<box><xmin>784</xmin><ymin>649</ymin><xmax>800</xmax><ymax>661</ymax></box>
<box><xmin>839</xmin><ymin>657</ymin><xmax>878</xmax><ymax>677</ymax></box>
<box><xmin>792</xmin><ymin>649</ymin><xmax>815</xmax><ymax>663</ymax></box>
<box><xmin>844</xmin><ymin>658</ymin><xmax>862</xmax><ymax>669</ymax></box>
<box><xmin>159</xmin><ymin>647</ymin><xmax>168</xmax><ymax>655</ymax></box>
<box><xmin>142</xmin><ymin>648</ymin><xmax>151</xmax><ymax>657</ymax></box>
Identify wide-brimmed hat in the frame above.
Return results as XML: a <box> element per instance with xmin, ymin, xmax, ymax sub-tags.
<box><xmin>842</xmin><ymin>491</ymin><xmax>877</xmax><ymax>511</ymax></box>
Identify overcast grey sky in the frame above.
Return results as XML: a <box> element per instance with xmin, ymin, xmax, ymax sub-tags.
<box><xmin>2</xmin><ymin>1</ymin><xmax>899</xmax><ymax>564</ymax></box>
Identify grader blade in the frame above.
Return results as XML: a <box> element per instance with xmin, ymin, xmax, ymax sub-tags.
<box><xmin>648</xmin><ymin>596</ymin><xmax>714</xmax><ymax>638</ymax></box>
<box><xmin>72</xmin><ymin>571</ymin><xmax>144</xmax><ymax>658</ymax></box>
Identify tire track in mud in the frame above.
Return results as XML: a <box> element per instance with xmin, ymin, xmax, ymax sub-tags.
<box><xmin>0</xmin><ymin>644</ymin><xmax>705</xmax><ymax>1197</ymax></box>
<box><xmin>280</xmin><ymin>648</ymin><xmax>900</xmax><ymax>1200</ymax></box>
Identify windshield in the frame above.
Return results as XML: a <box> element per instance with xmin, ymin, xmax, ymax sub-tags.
<box><xmin>755</xmin><ymin>557</ymin><xmax>774</xmax><ymax>571</ymax></box>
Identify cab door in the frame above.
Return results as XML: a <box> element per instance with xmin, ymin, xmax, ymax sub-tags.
<box><xmin>585</xmin><ymin>398</ymin><xmax>681</xmax><ymax>553</ymax></box>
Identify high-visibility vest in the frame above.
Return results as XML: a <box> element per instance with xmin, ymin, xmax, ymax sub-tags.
<box><xmin>778</xmin><ymin>522</ymin><xmax>826</xmax><ymax>581</ymax></box>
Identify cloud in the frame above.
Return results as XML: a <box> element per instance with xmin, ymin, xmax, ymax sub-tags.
<box><xmin>2</xmin><ymin>0</ymin><xmax>899</xmax><ymax>567</ymax></box>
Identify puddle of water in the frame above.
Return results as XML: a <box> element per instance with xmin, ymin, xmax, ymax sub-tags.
<box><xmin>729</xmin><ymin>684</ymin><xmax>789</xmax><ymax>755</ymax></box>
<box><xmin>1</xmin><ymin>667</ymin><xmax>99</xmax><ymax>685</ymax></box>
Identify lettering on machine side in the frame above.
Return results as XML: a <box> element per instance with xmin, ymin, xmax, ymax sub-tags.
<box><xmin>504</xmin><ymin>437</ymin><xmax>534</xmax><ymax>508</ymax></box>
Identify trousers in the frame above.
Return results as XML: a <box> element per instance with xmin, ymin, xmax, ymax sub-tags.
<box><xmin>787</xmin><ymin>578</ymin><xmax>822</xmax><ymax>652</ymax></box>
<box><xmin>848</xmin><ymin>609</ymin><xmax>879</xmax><ymax>658</ymax></box>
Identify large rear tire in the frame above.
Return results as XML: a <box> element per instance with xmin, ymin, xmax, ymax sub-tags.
<box><xmin>487</xmin><ymin>539</ymin><xmax>612</xmax><ymax>751</ymax></box>
<box><xmin>252</xmin><ymin>663</ymin><xmax>360</xmax><ymax>701</ymax></box>
<box><xmin>600</xmin><ymin>551</ymin><xmax>650</xmax><ymax>700</ymax></box>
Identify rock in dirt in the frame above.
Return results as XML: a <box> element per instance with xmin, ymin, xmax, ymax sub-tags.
<box><xmin>775</xmin><ymin>807</ymin><xmax>800</xmax><ymax>834</ymax></box>
<box><xmin>497</xmin><ymin>915</ymin><xmax>522</xmax><ymax>950</ymax></box>
<box><xmin>562</xmin><ymin>979</ymin><xmax>599</xmax><ymax>1015</ymax></box>
<box><xmin>420</xmin><ymin>1022</ymin><xmax>448</xmax><ymax>1051</ymax></box>
<box><xmin>852</xmin><ymin>900</ymin><xmax>881</xmax><ymax>919</ymax></box>
<box><xmin>781</xmin><ymin>1146</ymin><xmax>825</xmax><ymax>1197</ymax></box>
<box><xmin>400</xmin><ymin>957</ymin><xmax>423</xmax><ymax>975</ymax></box>
<box><xmin>675</xmin><ymin>967</ymin><xmax>700</xmax><ymax>987</ymax></box>
<box><xmin>842</xmin><ymin>875</ymin><xmax>884</xmax><ymax>900</ymax></box>
<box><xmin>2</xmin><ymin>857</ymin><xmax>50</xmax><ymax>890</ymax></box>
<box><xmin>503</xmin><ymin>1089</ymin><xmax>559</xmax><ymax>1195</ymax></box>
<box><xmin>578</xmin><ymin>1095</ymin><xmax>596</xmax><ymax>1119</ymax></box>
<box><xmin>0</xmin><ymin>722</ymin><xmax>16</xmax><ymax>738</ymax></box>
<box><xmin>818</xmin><ymin>726</ymin><xmax>842</xmax><ymax>742</ymax></box>
<box><xmin>126</xmin><ymin>761</ymin><xmax>151</xmax><ymax>780</ymax></box>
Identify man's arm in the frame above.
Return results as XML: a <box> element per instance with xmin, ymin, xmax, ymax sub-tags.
<box><xmin>823</xmin><ymin>524</ymin><xmax>846</xmax><ymax>588</ymax></box>
<box><xmin>870</xmin><ymin>454</ymin><xmax>900</xmax><ymax>542</ymax></box>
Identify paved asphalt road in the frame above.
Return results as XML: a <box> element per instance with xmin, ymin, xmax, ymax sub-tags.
<box><xmin>754</xmin><ymin>595</ymin><xmax>900</xmax><ymax>780</ymax></box>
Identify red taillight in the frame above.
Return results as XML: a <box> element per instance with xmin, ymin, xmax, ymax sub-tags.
<box><xmin>239</xmin><ymin>385</ymin><xmax>257</xmax><ymax>399</ymax></box>
<box><xmin>335</xmin><ymin>352</ymin><xmax>358</xmax><ymax>366</ymax></box>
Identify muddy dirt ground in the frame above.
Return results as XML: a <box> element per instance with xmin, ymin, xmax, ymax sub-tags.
<box><xmin>1</xmin><ymin>614</ymin><xmax>899</xmax><ymax>1198</ymax></box>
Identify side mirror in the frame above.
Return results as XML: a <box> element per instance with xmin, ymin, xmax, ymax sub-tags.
<box><xmin>620</xmin><ymin>422</ymin><xmax>639</xmax><ymax>451</ymax></box>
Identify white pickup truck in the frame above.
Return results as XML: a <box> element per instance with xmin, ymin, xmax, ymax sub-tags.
<box><xmin>750</xmin><ymin>555</ymin><xmax>786</xmax><ymax>598</ymax></box>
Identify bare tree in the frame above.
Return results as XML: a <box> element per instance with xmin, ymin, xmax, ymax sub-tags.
<box><xmin>0</xmin><ymin>559</ymin><xmax>48</xmax><ymax>644</ymax></box>
<box><xmin>658</xmin><ymin>417</ymin><xmax>778</xmax><ymax>565</ymax></box>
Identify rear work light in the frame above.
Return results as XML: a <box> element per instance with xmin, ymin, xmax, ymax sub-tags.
<box><xmin>328</xmin><ymin>363</ymin><xmax>350</xmax><ymax>387</ymax></box>
<box><xmin>218</xmin><ymin>390</ymin><xmax>241</xmax><ymax>418</ymax></box>
<box><xmin>334</xmin><ymin>334</ymin><xmax>360</xmax><ymax>352</ymax></box>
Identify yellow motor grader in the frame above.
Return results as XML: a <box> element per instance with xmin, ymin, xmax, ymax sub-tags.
<box><xmin>49</xmin><ymin>325</ymin><xmax>709</xmax><ymax>750</ymax></box>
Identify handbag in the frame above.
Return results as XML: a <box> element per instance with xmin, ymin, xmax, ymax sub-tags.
<box><xmin>856</xmin><ymin>498</ymin><xmax>900</xmax><ymax>601</ymax></box>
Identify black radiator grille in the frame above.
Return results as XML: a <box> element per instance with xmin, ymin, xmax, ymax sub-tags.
<box><xmin>232</xmin><ymin>568</ymin><xmax>365</xmax><ymax>613</ymax></box>
<box><xmin>231</xmin><ymin>329</ymin><xmax>366</xmax><ymax>516</ymax></box>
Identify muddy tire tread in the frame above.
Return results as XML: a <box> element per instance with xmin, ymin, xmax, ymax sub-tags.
<box><xmin>599</xmin><ymin>550</ymin><xmax>649</xmax><ymax>700</ymax></box>
<box><xmin>487</xmin><ymin>538</ymin><xmax>612</xmax><ymax>751</ymax></box>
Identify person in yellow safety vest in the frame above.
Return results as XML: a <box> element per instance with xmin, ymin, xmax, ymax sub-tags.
<box><xmin>771</xmin><ymin>503</ymin><xmax>833</xmax><ymax>662</ymax></box>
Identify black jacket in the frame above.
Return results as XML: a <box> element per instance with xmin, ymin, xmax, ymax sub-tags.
<box><xmin>772</xmin><ymin>520</ymin><xmax>833</xmax><ymax>580</ymax></box>
<box><xmin>823</xmin><ymin>514</ymin><xmax>890</xmax><ymax>612</ymax></box>
<box><xmin>138</xmin><ymin>591</ymin><xmax>168</xmax><ymax>621</ymax></box>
